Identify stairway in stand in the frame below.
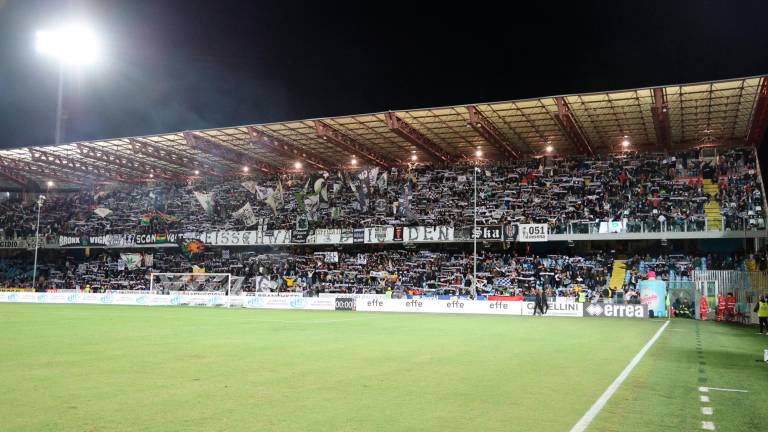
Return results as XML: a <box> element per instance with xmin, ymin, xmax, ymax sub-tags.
<box><xmin>702</xmin><ymin>179</ymin><xmax>722</xmax><ymax>231</ymax></box>
<box><xmin>609</xmin><ymin>260</ymin><xmax>627</xmax><ymax>291</ymax></box>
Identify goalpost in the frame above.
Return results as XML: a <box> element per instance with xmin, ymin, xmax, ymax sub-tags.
<box><xmin>149</xmin><ymin>273</ymin><xmax>234</xmax><ymax>307</ymax></box>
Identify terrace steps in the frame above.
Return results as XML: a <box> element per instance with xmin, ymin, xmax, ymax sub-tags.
<box><xmin>702</xmin><ymin>179</ymin><xmax>722</xmax><ymax>230</ymax></box>
<box><xmin>609</xmin><ymin>260</ymin><xmax>627</xmax><ymax>291</ymax></box>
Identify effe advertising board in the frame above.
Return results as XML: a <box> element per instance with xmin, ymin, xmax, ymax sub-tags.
<box><xmin>0</xmin><ymin>293</ymin><xmax>652</xmax><ymax>319</ymax></box>
<box><xmin>355</xmin><ymin>298</ymin><xmax>524</xmax><ymax>315</ymax></box>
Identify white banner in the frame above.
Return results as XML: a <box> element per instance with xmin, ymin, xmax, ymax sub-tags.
<box><xmin>0</xmin><ymin>293</ymin><xmax>582</xmax><ymax>317</ymax></box>
<box><xmin>241</xmin><ymin>296</ymin><xmax>335</xmax><ymax>310</ymax></box>
<box><xmin>402</xmin><ymin>226</ymin><xmax>454</xmax><ymax>242</ymax></box>
<box><xmin>517</xmin><ymin>224</ymin><xmax>548</xmax><ymax>242</ymax></box>
<box><xmin>355</xmin><ymin>298</ymin><xmax>523</xmax><ymax>315</ymax></box>
<box><xmin>309</xmin><ymin>229</ymin><xmax>354</xmax><ymax>244</ymax></box>
<box><xmin>364</xmin><ymin>227</ymin><xmax>394</xmax><ymax>243</ymax></box>
<box><xmin>195</xmin><ymin>230</ymin><xmax>292</xmax><ymax>246</ymax></box>
<box><xmin>520</xmin><ymin>301</ymin><xmax>582</xmax><ymax>317</ymax></box>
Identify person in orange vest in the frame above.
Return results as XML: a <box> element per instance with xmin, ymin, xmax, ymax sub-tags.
<box><xmin>699</xmin><ymin>295</ymin><xmax>708</xmax><ymax>320</ymax></box>
<box><xmin>725</xmin><ymin>292</ymin><xmax>737</xmax><ymax>322</ymax></box>
<box><xmin>716</xmin><ymin>294</ymin><xmax>726</xmax><ymax>321</ymax></box>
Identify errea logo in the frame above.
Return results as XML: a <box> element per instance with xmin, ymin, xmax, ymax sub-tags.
<box><xmin>583</xmin><ymin>304</ymin><xmax>648</xmax><ymax>318</ymax></box>
<box><xmin>586</xmin><ymin>304</ymin><xmax>604</xmax><ymax>316</ymax></box>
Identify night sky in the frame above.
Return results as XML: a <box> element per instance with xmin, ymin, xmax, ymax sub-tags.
<box><xmin>2</xmin><ymin>0</ymin><xmax>768</xmax><ymax>150</ymax></box>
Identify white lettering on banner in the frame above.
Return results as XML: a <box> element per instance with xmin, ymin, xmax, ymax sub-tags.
<box><xmin>521</xmin><ymin>301</ymin><xmax>582</xmax><ymax>317</ymax></box>
<box><xmin>196</xmin><ymin>230</ymin><xmax>292</xmax><ymax>246</ymax></box>
<box><xmin>402</xmin><ymin>226</ymin><xmax>454</xmax><ymax>242</ymax></box>
<box><xmin>355</xmin><ymin>299</ymin><xmax>523</xmax><ymax>315</ymax></box>
<box><xmin>518</xmin><ymin>224</ymin><xmax>548</xmax><ymax>242</ymax></box>
<box><xmin>58</xmin><ymin>233</ymin><xmax>182</xmax><ymax>247</ymax></box>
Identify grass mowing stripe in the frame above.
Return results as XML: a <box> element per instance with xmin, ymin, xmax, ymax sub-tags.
<box><xmin>569</xmin><ymin>320</ymin><xmax>670</xmax><ymax>432</ymax></box>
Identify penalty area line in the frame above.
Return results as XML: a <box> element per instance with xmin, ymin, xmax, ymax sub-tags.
<box><xmin>569</xmin><ymin>320</ymin><xmax>670</xmax><ymax>432</ymax></box>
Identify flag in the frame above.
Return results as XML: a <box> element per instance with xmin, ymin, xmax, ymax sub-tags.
<box><xmin>93</xmin><ymin>207</ymin><xmax>112</xmax><ymax>218</ymax></box>
<box><xmin>241</xmin><ymin>181</ymin><xmax>258</xmax><ymax>194</ymax></box>
<box><xmin>356</xmin><ymin>183</ymin><xmax>369</xmax><ymax>212</ymax></box>
<box><xmin>294</xmin><ymin>192</ymin><xmax>306</xmax><ymax>213</ymax></box>
<box><xmin>232</xmin><ymin>203</ymin><xmax>259</xmax><ymax>226</ymax></box>
<box><xmin>139</xmin><ymin>213</ymin><xmax>152</xmax><ymax>226</ymax></box>
<box><xmin>265</xmin><ymin>193</ymin><xmax>278</xmax><ymax>215</ymax></box>
<box><xmin>275</xmin><ymin>181</ymin><xmax>284</xmax><ymax>208</ymax></box>
<box><xmin>256</xmin><ymin>185</ymin><xmax>273</xmax><ymax>200</ymax></box>
<box><xmin>194</xmin><ymin>192</ymin><xmax>214</xmax><ymax>215</ymax></box>
<box><xmin>304</xmin><ymin>194</ymin><xmax>320</xmax><ymax>215</ymax></box>
<box><xmin>178</xmin><ymin>238</ymin><xmax>206</xmax><ymax>258</ymax></box>
<box><xmin>377</xmin><ymin>172</ymin><xmax>388</xmax><ymax>191</ymax></box>
<box><xmin>120</xmin><ymin>253</ymin><xmax>142</xmax><ymax>270</ymax></box>
<box><xmin>368</xmin><ymin>167</ymin><xmax>379</xmax><ymax>186</ymax></box>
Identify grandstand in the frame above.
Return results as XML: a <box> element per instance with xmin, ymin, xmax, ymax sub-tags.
<box><xmin>2</xmin><ymin>76</ymin><xmax>768</xmax><ymax>432</ymax></box>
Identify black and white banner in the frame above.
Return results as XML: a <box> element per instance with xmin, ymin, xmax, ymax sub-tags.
<box><xmin>0</xmin><ymin>238</ymin><xmax>35</xmax><ymax>249</ymax></box>
<box><xmin>517</xmin><ymin>224</ymin><xmax>548</xmax><ymax>242</ymax></box>
<box><xmin>196</xmin><ymin>230</ymin><xmax>292</xmax><ymax>246</ymax></box>
<box><xmin>470</xmin><ymin>225</ymin><xmax>503</xmax><ymax>240</ymax></box>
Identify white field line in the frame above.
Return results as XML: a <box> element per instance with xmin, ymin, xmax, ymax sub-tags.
<box><xmin>699</xmin><ymin>386</ymin><xmax>748</xmax><ymax>393</ymax></box>
<box><xmin>569</xmin><ymin>320</ymin><xmax>670</xmax><ymax>432</ymax></box>
<box><xmin>235</xmin><ymin>317</ymin><xmax>374</xmax><ymax>324</ymax></box>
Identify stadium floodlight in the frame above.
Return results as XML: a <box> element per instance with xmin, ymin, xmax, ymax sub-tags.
<box><xmin>410</xmin><ymin>154</ymin><xmax>417</xmax><ymax>161</ymax></box>
<box><xmin>351</xmin><ymin>157</ymin><xmax>357</xmax><ymax>166</ymax></box>
<box><xmin>475</xmin><ymin>148</ymin><xmax>483</xmax><ymax>158</ymax></box>
<box><xmin>36</xmin><ymin>23</ymin><xmax>102</xmax><ymax>144</ymax></box>
<box><xmin>36</xmin><ymin>25</ymin><xmax>101</xmax><ymax>65</ymax></box>
<box><xmin>194</xmin><ymin>169</ymin><xmax>200</xmax><ymax>175</ymax></box>
<box><xmin>545</xmin><ymin>145</ymin><xmax>554</xmax><ymax>153</ymax></box>
<box><xmin>472</xmin><ymin>166</ymin><xmax>479</xmax><ymax>299</ymax></box>
<box><xmin>294</xmin><ymin>161</ymin><xmax>302</xmax><ymax>170</ymax></box>
<box><xmin>31</xmin><ymin>194</ymin><xmax>47</xmax><ymax>291</ymax></box>
<box><xmin>622</xmin><ymin>136</ymin><xmax>630</xmax><ymax>147</ymax></box>
<box><xmin>242</xmin><ymin>166</ymin><xmax>249</xmax><ymax>173</ymax></box>
<box><xmin>46</xmin><ymin>180</ymin><xmax>54</xmax><ymax>188</ymax></box>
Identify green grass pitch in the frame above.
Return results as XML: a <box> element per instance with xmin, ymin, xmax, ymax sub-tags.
<box><xmin>0</xmin><ymin>304</ymin><xmax>766</xmax><ymax>431</ymax></box>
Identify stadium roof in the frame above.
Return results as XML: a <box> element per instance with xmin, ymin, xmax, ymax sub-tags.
<box><xmin>2</xmin><ymin>75</ymin><xmax>768</xmax><ymax>189</ymax></box>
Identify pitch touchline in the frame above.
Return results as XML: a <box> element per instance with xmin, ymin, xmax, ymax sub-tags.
<box><xmin>569</xmin><ymin>320</ymin><xmax>670</xmax><ymax>432</ymax></box>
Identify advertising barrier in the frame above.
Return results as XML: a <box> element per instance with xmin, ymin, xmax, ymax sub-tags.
<box><xmin>583</xmin><ymin>303</ymin><xmax>648</xmax><ymax>318</ymax></box>
<box><xmin>241</xmin><ymin>296</ymin><xmax>335</xmax><ymax>310</ymax></box>
<box><xmin>355</xmin><ymin>298</ymin><xmax>524</xmax><ymax>315</ymax></box>
<box><xmin>520</xmin><ymin>301</ymin><xmax>583</xmax><ymax>317</ymax></box>
<box><xmin>0</xmin><ymin>293</ymin><xmax>650</xmax><ymax>319</ymax></box>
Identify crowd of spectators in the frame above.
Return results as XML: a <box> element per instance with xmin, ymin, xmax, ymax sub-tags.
<box><xmin>0</xmin><ymin>148</ymin><xmax>764</xmax><ymax>240</ymax></box>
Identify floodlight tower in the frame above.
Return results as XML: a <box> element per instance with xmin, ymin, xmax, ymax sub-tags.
<box><xmin>36</xmin><ymin>24</ymin><xmax>101</xmax><ymax>144</ymax></box>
